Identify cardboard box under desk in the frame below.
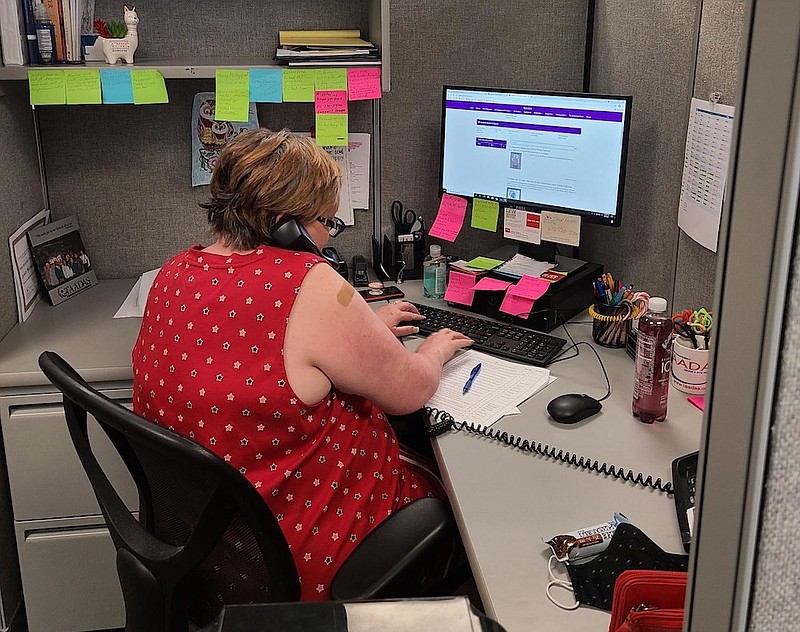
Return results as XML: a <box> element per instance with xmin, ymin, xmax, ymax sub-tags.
<box><xmin>448</xmin><ymin>261</ymin><xmax>603</xmax><ymax>333</ymax></box>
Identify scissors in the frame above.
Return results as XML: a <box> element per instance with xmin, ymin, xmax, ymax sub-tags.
<box><xmin>391</xmin><ymin>200</ymin><xmax>417</xmax><ymax>228</ymax></box>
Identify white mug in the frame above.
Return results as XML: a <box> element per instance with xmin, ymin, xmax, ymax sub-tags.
<box><xmin>671</xmin><ymin>335</ymin><xmax>709</xmax><ymax>394</ymax></box>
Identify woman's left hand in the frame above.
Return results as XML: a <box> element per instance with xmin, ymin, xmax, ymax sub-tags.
<box><xmin>375</xmin><ymin>301</ymin><xmax>425</xmax><ymax>337</ymax></box>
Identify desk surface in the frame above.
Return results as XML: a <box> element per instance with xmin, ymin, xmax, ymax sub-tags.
<box><xmin>397</xmin><ymin>283</ymin><xmax>702</xmax><ymax>632</ymax></box>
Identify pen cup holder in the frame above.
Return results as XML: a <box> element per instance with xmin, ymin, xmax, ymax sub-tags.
<box><xmin>588</xmin><ymin>302</ymin><xmax>632</xmax><ymax>349</ymax></box>
<box><xmin>671</xmin><ymin>335</ymin><xmax>710</xmax><ymax>394</ymax></box>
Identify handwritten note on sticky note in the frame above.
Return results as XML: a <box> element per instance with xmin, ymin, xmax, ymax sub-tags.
<box><xmin>508</xmin><ymin>275</ymin><xmax>550</xmax><ymax>300</ymax></box>
<box><xmin>28</xmin><ymin>70</ymin><xmax>66</xmax><ymax>105</ymax></box>
<box><xmin>100</xmin><ymin>69</ymin><xmax>134</xmax><ymax>103</ymax></box>
<box><xmin>473</xmin><ymin>277</ymin><xmax>512</xmax><ymax>292</ymax></box>
<box><xmin>249</xmin><ymin>68</ymin><xmax>283</xmax><ymax>102</ymax></box>
<box><xmin>215</xmin><ymin>69</ymin><xmax>250</xmax><ymax>122</ymax></box>
<box><xmin>65</xmin><ymin>69</ymin><xmax>102</xmax><ymax>104</ymax></box>
<box><xmin>314</xmin><ymin>68</ymin><xmax>348</xmax><ymax>91</ymax></box>
<box><xmin>499</xmin><ymin>292</ymin><xmax>534</xmax><ymax>319</ymax></box>
<box><xmin>444</xmin><ymin>271</ymin><xmax>477</xmax><ymax>306</ymax></box>
<box><xmin>465</xmin><ymin>256</ymin><xmax>504</xmax><ymax>271</ymax></box>
<box><xmin>471</xmin><ymin>198</ymin><xmax>500</xmax><ymax>232</ymax></box>
<box><xmin>283</xmin><ymin>69</ymin><xmax>315</xmax><ymax>102</ymax></box>
<box><xmin>315</xmin><ymin>90</ymin><xmax>348</xmax><ymax>114</ymax></box>
<box><xmin>131</xmin><ymin>69</ymin><xmax>168</xmax><ymax>104</ymax></box>
<box><xmin>541</xmin><ymin>210</ymin><xmax>581</xmax><ymax>247</ymax></box>
<box><xmin>429</xmin><ymin>194</ymin><xmax>468</xmax><ymax>242</ymax></box>
<box><xmin>315</xmin><ymin>113</ymin><xmax>348</xmax><ymax>146</ymax></box>
<box><xmin>347</xmin><ymin>67</ymin><xmax>382</xmax><ymax>100</ymax></box>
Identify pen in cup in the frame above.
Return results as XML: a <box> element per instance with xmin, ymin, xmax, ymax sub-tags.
<box><xmin>462</xmin><ymin>362</ymin><xmax>482</xmax><ymax>395</ymax></box>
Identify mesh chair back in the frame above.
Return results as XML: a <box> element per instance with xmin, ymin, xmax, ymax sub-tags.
<box><xmin>38</xmin><ymin>351</ymin><xmax>300</xmax><ymax>632</ymax></box>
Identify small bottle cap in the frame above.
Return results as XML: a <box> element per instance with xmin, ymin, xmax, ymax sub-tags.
<box><xmin>430</xmin><ymin>244</ymin><xmax>442</xmax><ymax>257</ymax></box>
<box><xmin>649</xmin><ymin>297</ymin><xmax>667</xmax><ymax>313</ymax></box>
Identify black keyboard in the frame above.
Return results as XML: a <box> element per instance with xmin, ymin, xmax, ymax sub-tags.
<box><xmin>409</xmin><ymin>302</ymin><xmax>566</xmax><ymax>367</ymax></box>
<box><xmin>671</xmin><ymin>452</ymin><xmax>698</xmax><ymax>553</ymax></box>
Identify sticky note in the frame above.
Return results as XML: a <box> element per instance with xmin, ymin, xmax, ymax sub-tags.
<box><xmin>541</xmin><ymin>210</ymin><xmax>581</xmax><ymax>246</ymax></box>
<box><xmin>28</xmin><ymin>70</ymin><xmax>66</xmax><ymax>105</ymax></box>
<box><xmin>473</xmin><ymin>277</ymin><xmax>512</xmax><ymax>292</ymax></box>
<box><xmin>64</xmin><ymin>69</ymin><xmax>102</xmax><ymax>104</ymax></box>
<box><xmin>249</xmin><ymin>68</ymin><xmax>283</xmax><ymax>103</ymax></box>
<box><xmin>508</xmin><ymin>275</ymin><xmax>550</xmax><ymax>300</ymax></box>
<box><xmin>314</xmin><ymin>68</ymin><xmax>347</xmax><ymax>91</ymax></box>
<box><xmin>465</xmin><ymin>256</ymin><xmax>504</xmax><ymax>271</ymax></box>
<box><xmin>131</xmin><ymin>69</ymin><xmax>169</xmax><ymax>104</ymax></box>
<box><xmin>282</xmin><ymin>69</ymin><xmax>315</xmax><ymax>102</ymax></box>
<box><xmin>315</xmin><ymin>90</ymin><xmax>348</xmax><ymax>114</ymax></box>
<box><xmin>444</xmin><ymin>271</ymin><xmax>477</xmax><ymax>306</ymax></box>
<box><xmin>347</xmin><ymin>67</ymin><xmax>382</xmax><ymax>100</ymax></box>
<box><xmin>100</xmin><ymin>69</ymin><xmax>134</xmax><ymax>104</ymax></box>
<box><xmin>315</xmin><ymin>113</ymin><xmax>348</xmax><ymax>146</ymax></box>
<box><xmin>215</xmin><ymin>69</ymin><xmax>250</xmax><ymax>122</ymax></box>
<box><xmin>428</xmin><ymin>193</ymin><xmax>468</xmax><ymax>242</ymax></box>
<box><xmin>499</xmin><ymin>292</ymin><xmax>535</xmax><ymax>319</ymax></box>
<box><xmin>688</xmin><ymin>395</ymin><xmax>705</xmax><ymax>411</ymax></box>
<box><xmin>471</xmin><ymin>198</ymin><xmax>500</xmax><ymax>232</ymax></box>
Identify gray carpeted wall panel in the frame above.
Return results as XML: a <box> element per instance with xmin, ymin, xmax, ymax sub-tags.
<box><xmin>673</xmin><ymin>0</ymin><xmax>746</xmax><ymax>311</ymax></box>
<box><xmin>584</xmin><ymin>0</ymin><xmax>700</xmax><ymax>300</ymax></box>
<box><xmin>380</xmin><ymin>0</ymin><xmax>587</xmax><ymax>260</ymax></box>
<box><xmin>0</xmin><ymin>83</ymin><xmax>46</xmax><ymax>339</ymax></box>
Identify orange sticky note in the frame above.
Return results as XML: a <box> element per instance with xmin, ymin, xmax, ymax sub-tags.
<box><xmin>443</xmin><ymin>271</ymin><xmax>477</xmax><ymax>306</ymax></box>
<box><xmin>429</xmin><ymin>193</ymin><xmax>468</xmax><ymax>242</ymax></box>
<box><xmin>314</xmin><ymin>89</ymin><xmax>348</xmax><ymax>114</ymax></box>
<box><xmin>347</xmin><ymin>67</ymin><xmax>382</xmax><ymax>100</ymax></box>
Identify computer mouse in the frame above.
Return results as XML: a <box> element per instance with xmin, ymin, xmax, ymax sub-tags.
<box><xmin>547</xmin><ymin>393</ymin><xmax>603</xmax><ymax>424</ymax></box>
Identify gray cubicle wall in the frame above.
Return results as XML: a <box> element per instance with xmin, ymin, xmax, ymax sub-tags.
<box><xmin>380</xmin><ymin>0</ymin><xmax>587</xmax><ymax>258</ymax></box>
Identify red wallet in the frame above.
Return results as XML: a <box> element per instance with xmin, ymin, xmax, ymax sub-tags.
<box><xmin>608</xmin><ymin>570</ymin><xmax>687</xmax><ymax>632</ymax></box>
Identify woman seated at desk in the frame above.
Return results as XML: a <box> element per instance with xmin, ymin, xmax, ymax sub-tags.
<box><xmin>131</xmin><ymin>128</ymin><xmax>472</xmax><ymax>599</ymax></box>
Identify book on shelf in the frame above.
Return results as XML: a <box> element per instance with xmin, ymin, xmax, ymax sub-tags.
<box><xmin>0</xmin><ymin>0</ymin><xmax>27</xmax><ymax>65</ymax></box>
<box><xmin>281</xmin><ymin>58</ymin><xmax>382</xmax><ymax>68</ymax></box>
<box><xmin>275</xmin><ymin>28</ymin><xmax>378</xmax><ymax>67</ymax></box>
<box><xmin>279</xmin><ymin>29</ymin><xmax>374</xmax><ymax>48</ymax></box>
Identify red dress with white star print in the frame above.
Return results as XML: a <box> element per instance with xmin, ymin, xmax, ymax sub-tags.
<box><xmin>132</xmin><ymin>245</ymin><xmax>441</xmax><ymax>600</ymax></box>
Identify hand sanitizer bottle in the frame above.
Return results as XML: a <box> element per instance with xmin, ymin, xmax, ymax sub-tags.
<box><xmin>423</xmin><ymin>244</ymin><xmax>446</xmax><ymax>299</ymax></box>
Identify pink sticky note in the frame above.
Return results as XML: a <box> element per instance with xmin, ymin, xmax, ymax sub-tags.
<box><xmin>499</xmin><ymin>292</ymin><xmax>535</xmax><ymax>319</ymax></box>
<box><xmin>428</xmin><ymin>193</ymin><xmax>468</xmax><ymax>242</ymax></box>
<box><xmin>687</xmin><ymin>395</ymin><xmax>705</xmax><ymax>411</ymax></box>
<box><xmin>347</xmin><ymin>67</ymin><xmax>382</xmax><ymax>100</ymax></box>
<box><xmin>443</xmin><ymin>271</ymin><xmax>477</xmax><ymax>306</ymax></box>
<box><xmin>508</xmin><ymin>274</ymin><xmax>550</xmax><ymax>300</ymax></box>
<box><xmin>314</xmin><ymin>89</ymin><xmax>348</xmax><ymax>114</ymax></box>
<box><xmin>473</xmin><ymin>277</ymin><xmax>512</xmax><ymax>291</ymax></box>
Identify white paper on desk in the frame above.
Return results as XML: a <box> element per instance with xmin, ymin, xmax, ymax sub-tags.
<box><xmin>113</xmin><ymin>268</ymin><xmax>160</xmax><ymax>318</ymax></box>
<box><xmin>427</xmin><ymin>350</ymin><xmax>551</xmax><ymax>427</ymax></box>
<box><xmin>677</xmin><ymin>98</ymin><xmax>735</xmax><ymax>253</ymax></box>
<box><xmin>347</xmin><ymin>133</ymin><xmax>370</xmax><ymax>209</ymax></box>
<box><xmin>8</xmin><ymin>209</ymin><xmax>50</xmax><ymax>323</ymax></box>
<box><xmin>494</xmin><ymin>253</ymin><xmax>555</xmax><ymax>278</ymax></box>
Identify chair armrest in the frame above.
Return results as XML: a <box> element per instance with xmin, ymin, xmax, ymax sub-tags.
<box><xmin>330</xmin><ymin>498</ymin><xmax>461</xmax><ymax>601</ymax></box>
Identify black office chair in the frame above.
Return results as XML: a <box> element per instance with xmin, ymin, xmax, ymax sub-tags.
<box><xmin>38</xmin><ymin>351</ymin><xmax>467</xmax><ymax>632</ymax></box>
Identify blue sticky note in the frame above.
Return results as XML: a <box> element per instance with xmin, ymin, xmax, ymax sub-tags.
<box><xmin>100</xmin><ymin>68</ymin><xmax>134</xmax><ymax>104</ymax></box>
<box><xmin>249</xmin><ymin>68</ymin><xmax>283</xmax><ymax>103</ymax></box>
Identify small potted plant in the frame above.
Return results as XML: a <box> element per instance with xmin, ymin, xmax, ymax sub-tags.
<box><xmin>94</xmin><ymin>6</ymin><xmax>139</xmax><ymax>65</ymax></box>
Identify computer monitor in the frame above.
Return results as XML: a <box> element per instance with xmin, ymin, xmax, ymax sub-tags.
<box><xmin>439</xmin><ymin>85</ymin><xmax>632</xmax><ymax>261</ymax></box>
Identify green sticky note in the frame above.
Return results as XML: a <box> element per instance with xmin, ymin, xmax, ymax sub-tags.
<box><xmin>314</xmin><ymin>68</ymin><xmax>347</xmax><ymax>91</ymax></box>
<box><xmin>471</xmin><ymin>197</ymin><xmax>500</xmax><ymax>232</ymax></box>
<box><xmin>465</xmin><ymin>256</ymin><xmax>505</xmax><ymax>271</ymax></box>
<box><xmin>315</xmin><ymin>113</ymin><xmax>348</xmax><ymax>146</ymax></box>
<box><xmin>64</xmin><ymin>69</ymin><xmax>102</xmax><ymax>105</ymax></box>
<box><xmin>282</xmin><ymin>69</ymin><xmax>315</xmax><ymax>102</ymax></box>
<box><xmin>28</xmin><ymin>70</ymin><xmax>66</xmax><ymax>105</ymax></box>
<box><xmin>214</xmin><ymin>69</ymin><xmax>250</xmax><ymax>122</ymax></box>
<box><xmin>131</xmin><ymin>69</ymin><xmax>169</xmax><ymax>104</ymax></box>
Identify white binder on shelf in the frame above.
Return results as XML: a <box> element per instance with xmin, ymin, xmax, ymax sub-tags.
<box><xmin>0</xmin><ymin>0</ymin><xmax>26</xmax><ymax>65</ymax></box>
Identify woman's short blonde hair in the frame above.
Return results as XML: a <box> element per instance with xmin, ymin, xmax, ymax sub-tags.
<box><xmin>200</xmin><ymin>128</ymin><xmax>342</xmax><ymax>250</ymax></box>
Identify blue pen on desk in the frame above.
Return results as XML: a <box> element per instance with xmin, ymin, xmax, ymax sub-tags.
<box><xmin>462</xmin><ymin>363</ymin><xmax>482</xmax><ymax>395</ymax></box>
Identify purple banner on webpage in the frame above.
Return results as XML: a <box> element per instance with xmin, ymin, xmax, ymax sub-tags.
<box><xmin>446</xmin><ymin>99</ymin><xmax>623</xmax><ymax>122</ymax></box>
<box><xmin>476</xmin><ymin>119</ymin><xmax>581</xmax><ymax>135</ymax></box>
<box><xmin>475</xmin><ymin>137</ymin><xmax>508</xmax><ymax>148</ymax></box>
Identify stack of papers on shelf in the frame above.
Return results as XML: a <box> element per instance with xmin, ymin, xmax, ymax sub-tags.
<box><xmin>494</xmin><ymin>253</ymin><xmax>555</xmax><ymax>279</ymax></box>
<box><xmin>426</xmin><ymin>350</ymin><xmax>552</xmax><ymax>428</ymax></box>
<box><xmin>275</xmin><ymin>29</ymin><xmax>380</xmax><ymax>67</ymax></box>
<box><xmin>113</xmin><ymin>267</ymin><xmax>160</xmax><ymax>318</ymax></box>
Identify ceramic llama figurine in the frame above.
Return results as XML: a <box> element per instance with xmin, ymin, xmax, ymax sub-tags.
<box><xmin>100</xmin><ymin>6</ymin><xmax>139</xmax><ymax>64</ymax></box>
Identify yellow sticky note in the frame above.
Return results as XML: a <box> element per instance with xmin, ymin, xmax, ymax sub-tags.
<box><xmin>282</xmin><ymin>69</ymin><xmax>315</xmax><ymax>102</ymax></box>
<box><xmin>64</xmin><ymin>69</ymin><xmax>102</xmax><ymax>105</ymax></box>
<box><xmin>131</xmin><ymin>69</ymin><xmax>169</xmax><ymax>104</ymax></box>
<box><xmin>214</xmin><ymin>69</ymin><xmax>250</xmax><ymax>122</ymax></box>
<box><xmin>471</xmin><ymin>198</ymin><xmax>500</xmax><ymax>232</ymax></box>
<box><xmin>28</xmin><ymin>70</ymin><xmax>66</xmax><ymax>105</ymax></box>
<box><xmin>315</xmin><ymin>113</ymin><xmax>348</xmax><ymax>146</ymax></box>
<box><xmin>314</xmin><ymin>68</ymin><xmax>347</xmax><ymax>91</ymax></box>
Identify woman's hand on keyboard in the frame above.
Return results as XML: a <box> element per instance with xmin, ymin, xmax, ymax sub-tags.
<box><xmin>416</xmin><ymin>328</ymin><xmax>473</xmax><ymax>365</ymax></box>
<box><xmin>375</xmin><ymin>301</ymin><xmax>425</xmax><ymax>337</ymax></box>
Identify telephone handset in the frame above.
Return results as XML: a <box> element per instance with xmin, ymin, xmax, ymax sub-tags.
<box><xmin>270</xmin><ymin>216</ymin><xmax>340</xmax><ymax>269</ymax></box>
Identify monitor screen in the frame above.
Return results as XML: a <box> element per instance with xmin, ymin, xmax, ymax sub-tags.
<box><xmin>440</xmin><ymin>86</ymin><xmax>632</xmax><ymax>226</ymax></box>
